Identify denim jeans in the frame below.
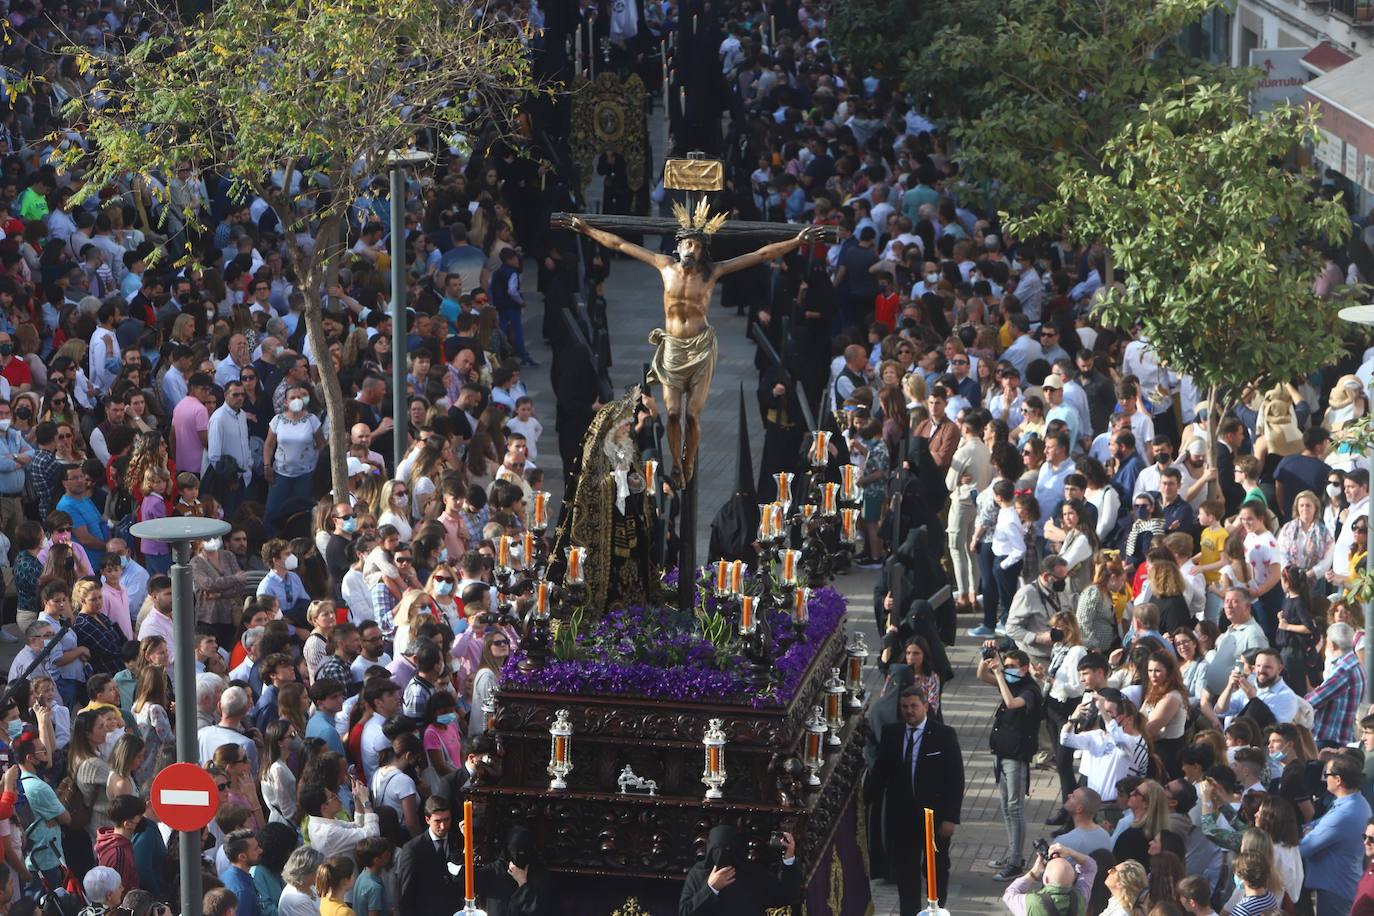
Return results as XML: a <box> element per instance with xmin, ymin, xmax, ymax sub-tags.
<box><xmin>1315</xmin><ymin>890</ymin><xmax>1352</xmax><ymax>916</ymax></box>
<box><xmin>995</xmin><ymin>756</ymin><xmax>1027</xmax><ymax>866</ymax></box>
<box><xmin>993</xmin><ymin>558</ymin><xmax>1023</xmax><ymax>628</ymax></box>
<box><xmin>264</xmin><ymin>472</ymin><xmax>314</xmax><ymax>533</ymax></box>
<box><xmin>497</xmin><ymin>307</ymin><xmax>530</xmax><ymax>359</ymax></box>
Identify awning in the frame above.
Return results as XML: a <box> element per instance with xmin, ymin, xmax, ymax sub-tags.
<box><xmin>1304</xmin><ymin>50</ymin><xmax>1374</xmax><ymax>130</ymax></box>
<box><xmin>1301</xmin><ymin>41</ymin><xmax>1354</xmax><ymax>75</ymax></box>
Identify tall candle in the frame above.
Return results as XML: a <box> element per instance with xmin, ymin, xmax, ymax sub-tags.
<box><xmin>822</xmin><ymin>482</ymin><xmax>838</xmax><ymax>515</ymax></box>
<box><xmin>535</xmin><ymin>580</ymin><xmax>549</xmax><ymax>616</ymax></box>
<box><xmin>772</xmin><ymin>503</ymin><xmax>785</xmax><ymax>534</ymax></box>
<box><xmin>793</xmin><ymin>586</ymin><xmax>809</xmax><ymax>623</ymax></box>
<box><xmin>812</xmin><ymin>430</ymin><xmax>829</xmax><ymax>464</ymax></box>
<box><xmin>781</xmin><ymin>549</ymin><xmax>797</xmax><ymax>584</ymax></box>
<box><xmin>775</xmin><ymin>471</ymin><xmax>791</xmax><ymax>505</ymax></box>
<box><xmin>708</xmin><ymin>745</ymin><xmax>721</xmax><ymax>773</ymax></box>
<box><xmin>924</xmin><ymin>808</ymin><xmax>937</xmax><ymax>904</ymax></box>
<box><xmin>567</xmin><ymin>546</ymin><xmax>583</xmax><ymax>583</ymax></box>
<box><xmin>716</xmin><ymin>559</ymin><xmax>729</xmax><ymax>593</ymax></box>
<box><xmin>645</xmin><ymin>460</ymin><xmax>657</xmax><ymax>495</ymax></box>
<box><xmin>523</xmin><ymin>532</ymin><xmax>536</xmax><ymax>568</ymax></box>
<box><xmin>497</xmin><ymin>535</ymin><xmax>511</xmax><ymax>568</ymax></box>
<box><xmin>740</xmin><ymin>595</ymin><xmax>754</xmax><ymax>632</ymax></box>
<box><xmin>842</xmin><ymin>463</ymin><xmax>857</xmax><ymax>497</ymax></box>
<box><xmin>464</xmin><ymin>800</ymin><xmax>475</xmax><ymax>900</ymax></box>
<box><xmin>533</xmin><ymin>491</ymin><xmax>547</xmax><ymax>528</ymax></box>
<box><xmin>730</xmin><ymin>560</ymin><xmax>744</xmax><ymax>594</ymax></box>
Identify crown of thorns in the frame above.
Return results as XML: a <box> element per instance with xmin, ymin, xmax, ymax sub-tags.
<box><xmin>672</xmin><ymin>199</ymin><xmax>726</xmax><ymax>242</ymax></box>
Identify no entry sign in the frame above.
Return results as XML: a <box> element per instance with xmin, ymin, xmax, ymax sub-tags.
<box><xmin>150</xmin><ymin>763</ymin><xmax>220</xmax><ymax>832</ymax></box>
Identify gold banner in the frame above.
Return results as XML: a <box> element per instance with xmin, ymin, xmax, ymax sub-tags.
<box><xmin>664</xmin><ymin>158</ymin><xmax>724</xmax><ymax>191</ymax></box>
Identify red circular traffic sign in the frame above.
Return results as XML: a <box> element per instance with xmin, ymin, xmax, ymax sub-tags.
<box><xmin>150</xmin><ymin>763</ymin><xmax>220</xmax><ymax>832</ymax></box>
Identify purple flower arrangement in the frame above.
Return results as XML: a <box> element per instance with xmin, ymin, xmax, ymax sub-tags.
<box><xmin>500</xmin><ymin>586</ymin><xmax>848</xmax><ymax>707</ymax></box>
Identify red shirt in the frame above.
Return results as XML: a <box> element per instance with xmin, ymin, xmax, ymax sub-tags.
<box><xmin>1353</xmin><ymin>864</ymin><xmax>1374</xmax><ymax>916</ymax></box>
<box><xmin>0</xmin><ymin>356</ymin><xmax>31</xmax><ymax>389</ymax></box>
<box><xmin>874</xmin><ymin>292</ymin><xmax>899</xmax><ymax>330</ymax></box>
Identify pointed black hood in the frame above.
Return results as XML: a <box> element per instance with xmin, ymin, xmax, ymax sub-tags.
<box><xmin>736</xmin><ymin>383</ymin><xmax>755</xmax><ymax>500</ymax></box>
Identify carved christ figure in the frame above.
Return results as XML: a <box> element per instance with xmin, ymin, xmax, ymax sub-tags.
<box><xmin>555</xmin><ymin>203</ymin><xmax>823</xmax><ymax>483</ymax></box>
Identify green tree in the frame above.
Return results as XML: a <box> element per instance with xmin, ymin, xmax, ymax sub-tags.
<box><xmin>1017</xmin><ymin>80</ymin><xmax>1354</xmax><ymax>452</ymax></box>
<box><xmin>921</xmin><ymin>0</ymin><xmax>1242</xmax><ymax>219</ymax></box>
<box><xmin>59</xmin><ymin>0</ymin><xmax>540</xmax><ymax>499</ymax></box>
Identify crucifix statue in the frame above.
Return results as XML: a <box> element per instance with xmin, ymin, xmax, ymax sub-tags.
<box><xmin>553</xmin><ymin>155</ymin><xmax>825</xmax><ymax>485</ymax></box>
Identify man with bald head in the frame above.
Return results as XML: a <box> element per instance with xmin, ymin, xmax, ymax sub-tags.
<box><xmin>1001</xmin><ymin>843</ymin><xmax>1098</xmax><ymax>916</ymax></box>
<box><xmin>215</xmin><ymin>333</ymin><xmax>253</xmax><ymax>387</ymax></box>
<box><xmin>833</xmin><ymin>344</ymin><xmax>870</xmax><ymax>405</ymax></box>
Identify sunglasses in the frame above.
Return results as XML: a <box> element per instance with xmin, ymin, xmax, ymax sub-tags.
<box><xmin>1365</xmin><ymin>835</ymin><xmax>1374</xmax><ymax>844</ymax></box>
<box><xmin>336</xmin><ymin>514</ymin><xmax>355</xmax><ymax>521</ymax></box>
<box><xmin>215</xmin><ymin>782</ymin><xmax>229</xmax><ymax>790</ymax></box>
<box><xmin>433</xmin><ymin>576</ymin><xmax>453</xmax><ymax>584</ymax></box>
<box><xmin>492</xmin><ymin>640</ymin><xmax>510</xmax><ymax>647</ymax></box>
<box><xmin>395</xmin><ymin>556</ymin><xmax>413</xmax><ymax>564</ymax></box>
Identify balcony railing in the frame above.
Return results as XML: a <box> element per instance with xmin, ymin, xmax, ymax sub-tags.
<box><xmin>1331</xmin><ymin>0</ymin><xmax>1374</xmax><ymax>24</ymax></box>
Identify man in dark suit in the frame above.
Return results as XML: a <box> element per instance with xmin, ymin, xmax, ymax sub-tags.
<box><xmin>864</xmin><ymin>683</ymin><xmax>964</xmax><ymax>915</ymax></box>
<box><xmin>396</xmin><ymin>795</ymin><xmax>466</xmax><ymax>916</ymax></box>
<box><xmin>438</xmin><ymin>735</ymin><xmax>494</xmax><ymax>803</ymax></box>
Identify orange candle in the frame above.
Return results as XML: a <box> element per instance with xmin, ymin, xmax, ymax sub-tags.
<box><xmin>822</xmin><ymin>483</ymin><xmax>838</xmax><ymax>514</ymax></box>
<box><xmin>841</xmin><ymin>508</ymin><xmax>855</xmax><ymax>541</ymax></box>
<box><xmin>567</xmin><ymin>547</ymin><xmax>583</xmax><ymax>582</ymax></box>
<box><xmin>463</xmin><ymin>800</ymin><xmax>475</xmax><ymax>900</ymax></box>
<box><xmin>924</xmin><ymin>807</ymin><xmax>937</xmax><ymax>904</ymax></box>
<box><xmin>533</xmin><ymin>491</ymin><xmax>547</xmax><ymax>528</ymax></box>
<box><xmin>708</xmin><ymin>745</ymin><xmax>721</xmax><ymax>773</ymax></box>
<box><xmin>793</xmin><ymin>587</ymin><xmax>809</xmax><ymax>623</ymax></box>
<box><xmin>535</xmin><ymin>580</ymin><xmax>549</xmax><ymax>615</ymax></box>
<box><xmin>782</xmin><ymin>549</ymin><xmax>796</xmax><ymax>583</ymax></box>
<box><xmin>812</xmin><ymin>431</ymin><xmax>826</xmax><ymax>464</ymax></box>
<box><xmin>730</xmin><ymin>560</ymin><xmax>744</xmax><ymax>594</ymax></box>
<box><xmin>497</xmin><ymin>535</ymin><xmax>511</xmax><ymax>568</ymax></box>
<box><xmin>842</xmin><ymin>463</ymin><xmax>856</xmax><ymax>494</ymax></box>
<box><xmin>645</xmin><ymin>460</ymin><xmax>657</xmax><ymax>494</ymax></box>
<box><xmin>806</xmin><ymin>731</ymin><xmax>820</xmax><ymax>760</ymax></box>
<box><xmin>772</xmin><ymin>503</ymin><xmax>785</xmax><ymax>534</ymax></box>
<box><xmin>523</xmin><ymin>532</ymin><xmax>535</xmax><ymax>567</ymax></box>
<box><xmin>554</xmin><ymin>735</ymin><xmax>568</xmax><ymax>764</ymax></box>
<box><xmin>740</xmin><ymin>595</ymin><xmax>754</xmax><ymax>631</ymax></box>
<box><xmin>776</xmin><ymin>472</ymin><xmax>791</xmax><ymax>504</ymax></box>
<box><xmin>716</xmin><ymin>559</ymin><xmax>728</xmax><ymax>592</ymax></box>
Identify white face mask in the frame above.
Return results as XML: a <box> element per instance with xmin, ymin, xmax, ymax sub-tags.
<box><xmin>284</xmin><ymin>554</ymin><xmax>299</xmax><ymax>571</ymax></box>
<box><xmin>0</xmin><ymin>419</ymin><xmax>10</xmax><ymax>432</ymax></box>
<box><xmin>203</xmin><ymin>537</ymin><xmax>222</xmax><ymax>551</ymax></box>
<box><xmin>925</xmin><ymin>272</ymin><xmax>939</xmax><ymax>285</ymax></box>
<box><xmin>394</xmin><ymin>494</ymin><xmax>410</xmax><ymax>509</ymax></box>
<box><xmin>288</xmin><ymin>397</ymin><xmax>305</xmax><ymax>413</ymax></box>
<box><xmin>1328</xmin><ymin>483</ymin><xmax>1342</xmax><ymax>499</ymax></box>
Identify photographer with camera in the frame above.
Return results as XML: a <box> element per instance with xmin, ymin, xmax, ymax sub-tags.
<box><xmin>979</xmin><ymin>646</ymin><xmax>1043</xmax><ymax>880</ymax></box>
<box><xmin>1001</xmin><ymin>841</ymin><xmax>1097</xmax><ymax>916</ymax></box>
<box><xmin>1006</xmin><ymin>556</ymin><xmax>1072</xmax><ymax>667</ymax></box>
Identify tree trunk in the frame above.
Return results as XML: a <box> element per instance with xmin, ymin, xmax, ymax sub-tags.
<box><xmin>1203</xmin><ymin>382</ymin><xmax>1219</xmax><ymax>502</ymax></box>
<box><xmin>284</xmin><ymin>212</ymin><xmax>351</xmax><ymax>503</ymax></box>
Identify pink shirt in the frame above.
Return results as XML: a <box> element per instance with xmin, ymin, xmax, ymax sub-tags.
<box><xmin>101</xmin><ymin>581</ymin><xmax>132</xmax><ymax>640</ymax></box>
<box><xmin>171</xmin><ymin>396</ymin><xmax>209</xmax><ymax>475</ymax></box>
<box><xmin>423</xmin><ymin>722</ymin><xmax>464</xmax><ymax>770</ymax></box>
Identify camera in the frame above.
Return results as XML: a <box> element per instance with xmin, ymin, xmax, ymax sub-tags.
<box><xmin>1033</xmin><ymin>838</ymin><xmax>1050</xmax><ymax>862</ymax></box>
<box><xmin>980</xmin><ymin>645</ymin><xmax>998</xmax><ymax>661</ymax></box>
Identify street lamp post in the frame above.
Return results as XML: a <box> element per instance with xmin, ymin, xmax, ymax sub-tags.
<box><xmin>1339</xmin><ymin>304</ymin><xmax>1374</xmax><ymax>701</ymax></box>
<box><xmin>387</xmin><ymin>150</ymin><xmax>431</xmax><ymax>473</ymax></box>
<box><xmin>128</xmin><ymin>516</ymin><xmax>231</xmax><ymax>916</ymax></box>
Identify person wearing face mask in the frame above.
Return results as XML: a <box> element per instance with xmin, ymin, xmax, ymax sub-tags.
<box><xmin>262</xmin><ymin>384</ymin><xmax>324</xmax><ymax>534</ymax></box>
<box><xmin>324</xmin><ymin>502</ymin><xmax>358</xmax><ymax>601</ymax></box>
<box><xmin>256</xmin><ymin>539</ymin><xmax>311</xmax><ymax>627</ymax></box>
<box><xmin>1005</xmin><ymin>555</ymin><xmax>1072</xmax><ymax>667</ymax></box>
<box><xmin>679</xmin><ymin>823</ymin><xmax>800</xmax><ymax>916</ymax></box>
<box><xmin>425</xmin><ymin>563</ymin><xmax>464</xmax><ymax>634</ymax></box>
<box><xmin>70</xmin><ymin>706</ymin><xmax>118</xmax><ymax>841</ymax></box>
<box><xmin>976</xmin><ymin>648</ymin><xmax>1043</xmax><ymax>880</ymax></box>
<box><xmin>377</xmin><ymin>480</ymin><xmax>413</xmax><ymax>543</ymax></box>
<box><xmin>0</xmin><ymin>399</ymin><xmax>32</xmax><ymax>539</ymax></box>
<box><xmin>192</xmin><ymin>533</ymin><xmax>247</xmax><ymax>649</ymax></box>
<box><xmin>15</xmin><ymin>734</ymin><xmax>68</xmax><ymax>888</ymax></box>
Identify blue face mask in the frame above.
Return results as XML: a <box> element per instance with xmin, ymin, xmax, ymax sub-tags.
<box><xmin>436</xmin><ymin>713</ymin><xmax>458</xmax><ymax>726</ymax></box>
<box><xmin>439</xmin><ymin>548</ymin><xmax>450</xmax><ymax>563</ymax></box>
<box><xmin>1003</xmin><ymin>668</ymin><xmax>1023</xmax><ymax>683</ymax></box>
<box><xmin>435</xmin><ymin>581</ymin><xmax>454</xmax><ymax>596</ymax></box>
<box><xmin>6</xmin><ymin>719</ymin><xmax>23</xmax><ymax>740</ymax></box>
<box><xmin>1269</xmin><ymin>749</ymin><xmax>1286</xmax><ymax>763</ymax></box>
<box><xmin>342</xmin><ymin>518</ymin><xmax>357</xmax><ymax>534</ymax></box>
<box><xmin>119</xmin><ymin>554</ymin><xmax>130</xmax><ymax>569</ymax></box>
